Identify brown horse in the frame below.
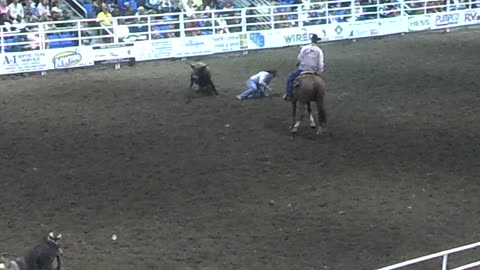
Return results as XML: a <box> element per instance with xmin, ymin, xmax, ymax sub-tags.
<box><xmin>290</xmin><ymin>71</ymin><xmax>327</xmax><ymax>136</ymax></box>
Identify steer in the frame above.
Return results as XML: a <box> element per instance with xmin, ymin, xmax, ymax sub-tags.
<box><xmin>189</xmin><ymin>62</ymin><xmax>218</xmax><ymax>96</ymax></box>
<box><xmin>0</xmin><ymin>232</ymin><xmax>63</xmax><ymax>270</ymax></box>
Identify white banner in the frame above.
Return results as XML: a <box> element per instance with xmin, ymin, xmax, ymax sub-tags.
<box><xmin>92</xmin><ymin>44</ymin><xmax>136</xmax><ymax>62</ymax></box>
<box><xmin>248</xmin><ymin>30</ymin><xmax>284</xmax><ymax>50</ymax></box>
<box><xmin>329</xmin><ymin>22</ymin><xmax>352</xmax><ymax>40</ymax></box>
<box><xmin>408</xmin><ymin>15</ymin><xmax>432</xmax><ymax>32</ymax></box>
<box><xmin>212</xmin><ymin>33</ymin><xmax>248</xmax><ymax>53</ymax></box>
<box><xmin>134</xmin><ymin>39</ymin><xmax>174</xmax><ymax>61</ymax></box>
<box><xmin>349</xmin><ymin>20</ymin><xmax>380</xmax><ymax>38</ymax></box>
<box><xmin>248</xmin><ymin>25</ymin><xmax>333</xmax><ymax>51</ymax></box>
<box><xmin>463</xmin><ymin>9</ymin><xmax>480</xmax><ymax>25</ymax></box>
<box><xmin>378</xmin><ymin>17</ymin><xmax>407</xmax><ymax>35</ymax></box>
<box><xmin>431</xmin><ymin>11</ymin><xmax>464</xmax><ymax>29</ymax></box>
<box><xmin>47</xmin><ymin>47</ymin><xmax>94</xmax><ymax>69</ymax></box>
<box><xmin>0</xmin><ymin>51</ymin><xmax>49</xmax><ymax>74</ymax></box>
<box><xmin>172</xmin><ymin>36</ymin><xmax>214</xmax><ymax>57</ymax></box>
<box><xmin>279</xmin><ymin>27</ymin><xmax>315</xmax><ymax>46</ymax></box>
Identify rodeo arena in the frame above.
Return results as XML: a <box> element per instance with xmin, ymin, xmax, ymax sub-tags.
<box><xmin>1</xmin><ymin>0</ymin><xmax>480</xmax><ymax>267</ymax></box>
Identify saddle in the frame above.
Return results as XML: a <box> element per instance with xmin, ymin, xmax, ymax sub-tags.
<box><xmin>299</xmin><ymin>70</ymin><xmax>317</xmax><ymax>76</ymax></box>
<box><xmin>293</xmin><ymin>71</ymin><xmax>318</xmax><ymax>87</ymax></box>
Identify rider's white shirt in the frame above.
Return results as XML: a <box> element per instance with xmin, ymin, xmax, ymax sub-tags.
<box><xmin>298</xmin><ymin>44</ymin><xmax>325</xmax><ymax>73</ymax></box>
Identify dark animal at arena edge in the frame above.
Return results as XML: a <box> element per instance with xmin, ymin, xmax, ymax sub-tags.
<box><xmin>0</xmin><ymin>232</ymin><xmax>63</xmax><ymax>270</ymax></box>
<box><xmin>188</xmin><ymin>62</ymin><xmax>219</xmax><ymax>96</ymax></box>
<box><xmin>290</xmin><ymin>70</ymin><xmax>327</xmax><ymax>136</ymax></box>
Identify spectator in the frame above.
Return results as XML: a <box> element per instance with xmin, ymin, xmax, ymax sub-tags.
<box><xmin>117</xmin><ymin>18</ymin><xmax>132</xmax><ymax>41</ymax></box>
<box><xmin>110</xmin><ymin>4</ymin><xmax>120</xmax><ymax>16</ymax></box>
<box><xmin>0</xmin><ymin>12</ymin><xmax>14</xmax><ymax>31</ymax></box>
<box><xmin>121</xmin><ymin>2</ymin><xmax>135</xmax><ymax>17</ymax></box>
<box><xmin>23</xmin><ymin>10</ymin><xmax>37</xmax><ymax>23</ymax></box>
<box><xmin>146</xmin><ymin>0</ymin><xmax>162</xmax><ymax>11</ymax></box>
<box><xmin>50</xmin><ymin>7</ymin><xmax>74</xmax><ymax>27</ymax></box>
<box><xmin>132</xmin><ymin>6</ymin><xmax>148</xmax><ymax>32</ymax></box>
<box><xmin>119</xmin><ymin>0</ymin><xmax>133</xmax><ymax>16</ymax></box>
<box><xmin>37</xmin><ymin>11</ymin><xmax>51</xmax><ymax>22</ymax></box>
<box><xmin>97</xmin><ymin>3</ymin><xmax>112</xmax><ymax>26</ymax></box>
<box><xmin>214</xmin><ymin>12</ymin><xmax>229</xmax><ymax>34</ymax></box>
<box><xmin>203</xmin><ymin>0</ymin><xmax>217</xmax><ymax>10</ymax></box>
<box><xmin>159</xmin><ymin>0</ymin><xmax>172</xmax><ymax>12</ymax></box>
<box><xmin>92</xmin><ymin>0</ymin><xmax>103</xmax><ymax>16</ymax></box>
<box><xmin>8</xmin><ymin>0</ymin><xmax>24</xmax><ymax>23</ymax></box>
<box><xmin>0</xmin><ymin>0</ymin><xmax>9</xmax><ymax>16</ymax></box>
<box><xmin>181</xmin><ymin>0</ymin><xmax>196</xmax><ymax>17</ymax></box>
<box><xmin>23</xmin><ymin>0</ymin><xmax>36</xmax><ymax>17</ymax></box>
<box><xmin>96</xmin><ymin>3</ymin><xmax>113</xmax><ymax>42</ymax></box>
<box><xmin>36</xmin><ymin>0</ymin><xmax>50</xmax><ymax>17</ymax></box>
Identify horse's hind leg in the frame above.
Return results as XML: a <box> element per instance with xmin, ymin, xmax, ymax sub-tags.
<box><xmin>291</xmin><ymin>102</ymin><xmax>306</xmax><ymax>134</ymax></box>
<box><xmin>316</xmin><ymin>96</ymin><xmax>327</xmax><ymax>135</ymax></box>
<box><xmin>307</xmin><ymin>102</ymin><xmax>316</xmax><ymax>129</ymax></box>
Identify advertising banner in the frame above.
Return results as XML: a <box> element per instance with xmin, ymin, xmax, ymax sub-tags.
<box><xmin>408</xmin><ymin>15</ymin><xmax>432</xmax><ymax>32</ymax></box>
<box><xmin>328</xmin><ymin>22</ymin><xmax>352</xmax><ymax>40</ymax></box>
<box><xmin>92</xmin><ymin>44</ymin><xmax>136</xmax><ymax>63</ymax></box>
<box><xmin>248</xmin><ymin>30</ymin><xmax>280</xmax><ymax>50</ymax></box>
<box><xmin>431</xmin><ymin>11</ymin><xmax>464</xmax><ymax>29</ymax></box>
<box><xmin>172</xmin><ymin>36</ymin><xmax>214</xmax><ymax>57</ymax></box>
<box><xmin>212</xmin><ymin>33</ymin><xmax>248</xmax><ymax>53</ymax></box>
<box><xmin>47</xmin><ymin>47</ymin><xmax>94</xmax><ymax>69</ymax></box>
<box><xmin>349</xmin><ymin>20</ymin><xmax>380</xmax><ymax>38</ymax></box>
<box><xmin>378</xmin><ymin>17</ymin><xmax>407</xmax><ymax>35</ymax></box>
<box><xmin>0</xmin><ymin>51</ymin><xmax>49</xmax><ymax>74</ymax></box>
<box><xmin>248</xmin><ymin>25</ymin><xmax>333</xmax><ymax>51</ymax></box>
<box><xmin>134</xmin><ymin>39</ymin><xmax>174</xmax><ymax>61</ymax></box>
<box><xmin>464</xmin><ymin>9</ymin><xmax>480</xmax><ymax>25</ymax></box>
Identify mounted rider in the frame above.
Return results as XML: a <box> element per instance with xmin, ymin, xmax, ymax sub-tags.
<box><xmin>283</xmin><ymin>34</ymin><xmax>325</xmax><ymax>101</ymax></box>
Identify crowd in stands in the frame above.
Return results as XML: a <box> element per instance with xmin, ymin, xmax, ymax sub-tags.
<box><xmin>1</xmin><ymin>0</ymin><xmax>73</xmax><ymax>27</ymax></box>
<box><xmin>1</xmin><ymin>0</ymin><xmax>479</xmax><ymax>52</ymax></box>
<box><xmin>1</xmin><ymin>0</ymin><xmax>80</xmax><ymax>51</ymax></box>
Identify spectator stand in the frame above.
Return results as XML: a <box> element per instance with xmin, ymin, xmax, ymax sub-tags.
<box><xmin>1</xmin><ymin>0</ymin><xmax>480</xmax><ymax>75</ymax></box>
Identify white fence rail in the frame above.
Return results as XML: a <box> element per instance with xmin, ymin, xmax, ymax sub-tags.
<box><xmin>377</xmin><ymin>241</ymin><xmax>480</xmax><ymax>270</ymax></box>
<box><xmin>1</xmin><ymin>0</ymin><xmax>480</xmax><ymax>75</ymax></box>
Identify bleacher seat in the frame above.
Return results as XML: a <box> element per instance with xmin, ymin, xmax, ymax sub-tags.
<box><xmin>82</xmin><ymin>2</ymin><xmax>95</xmax><ymax>18</ymax></box>
<box><xmin>3</xmin><ymin>38</ymin><xmax>17</xmax><ymax>52</ymax></box>
<box><xmin>47</xmin><ymin>34</ymin><xmax>63</xmax><ymax>48</ymax></box>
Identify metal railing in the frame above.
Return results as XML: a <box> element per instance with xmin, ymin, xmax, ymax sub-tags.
<box><xmin>1</xmin><ymin>0</ymin><xmax>479</xmax><ymax>54</ymax></box>
<box><xmin>376</xmin><ymin>242</ymin><xmax>480</xmax><ymax>270</ymax></box>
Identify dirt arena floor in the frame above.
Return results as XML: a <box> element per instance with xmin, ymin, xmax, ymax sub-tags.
<box><xmin>1</xmin><ymin>28</ymin><xmax>480</xmax><ymax>270</ymax></box>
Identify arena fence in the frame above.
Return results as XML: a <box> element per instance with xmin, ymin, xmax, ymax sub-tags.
<box><xmin>376</xmin><ymin>241</ymin><xmax>480</xmax><ymax>270</ymax></box>
<box><xmin>0</xmin><ymin>0</ymin><xmax>479</xmax><ymax>75</ymax></box>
